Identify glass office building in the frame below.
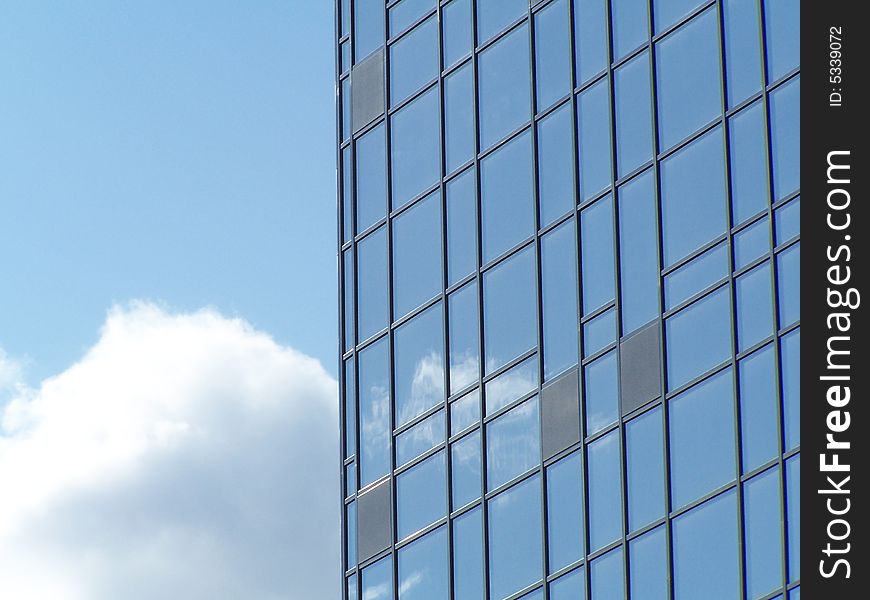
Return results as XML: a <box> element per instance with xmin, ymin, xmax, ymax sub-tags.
<box><xmin>336</xmin><ymin>1</ymin><xmax>799</xmax><ymax>598</ymax></box>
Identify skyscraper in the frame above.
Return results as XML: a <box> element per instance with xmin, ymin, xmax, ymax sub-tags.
<box><xmin>337</xmin><ymin>1</ymin><xmax>800</xmax><ymax>598</ymax></box>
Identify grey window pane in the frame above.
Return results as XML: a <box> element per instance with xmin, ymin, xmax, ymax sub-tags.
<box><xmin>390</xmin><ymin>0</ymin><xmax>435</xmax><ymax>36</ymax></box>
<box><xmin>450</xmin><ymin>388</ymin><xmax>480</xmax><ymax>435</ymax></box>
<box><xmin>445</xmin><ymin>63</ymin><xmax>475</xmax><ymax>174</ymax></box>
<box><xmin>391</xmin><ymin>88</ymin><xmax>441</xmax><ymax>211</ymax></box>
<box><xmin>666</xmin><ymin>286</ymin><xmax>731</xmax><ymax>390</ymax></box>
<box><xmin>588</xmin><ymin>430</ymin><xmax>622</xmax><ymax>551</ymax></box>
<box><xmin>542</xmin><ymin>219</ymin><xmax>579</xmax><ymax>381</ymax></box>
<box><xmin>355</xmin><ymin>0</ymin><xmax>385</xmax><ymax>63</ymax></box>
<box><xmin>397</xmin><ymin>409</ymin><xmax>445</xmax><ymax>467</ymax></box>
<box><xmin>585</xmin><ymin>351</ymin><xmax>618</xmax><ymax>436</ymax></box>
<box><xmin>786</xmin><ymin>454</ymin><xmax>800</xmax><ymax>581</ymax></box>
<box><xmin>537</xmin><ymin>103</ymin><xmax>575</xmax><ymax>227</ymax></box>
<box><xmin>618</xmin><ymin>169</ymin><xmax>659</xmax><ymax>333</ymax></box>
<box><xmin>736</xmin><ymin>261</ymin><xmax>774</xmax><ymax>352</ymax></box>
<box><xmin>485</xmin><ymin>353</ymin><xmax>538</xmax><ymax>415</ymax></box>
<box><xmin>770</xmin><ymin>76</ymin><xmax>800</xmax><ymax>201</ymax></box>
<box><xmin>546</xmin><ymin>451</ymin><xmax>584</xmax><ymax>573</ymax></box>
<box><xmin>734</xmin><ymin>216</ymin><xmax>770</xmax><ymax>270</ymax></box>
<box><xmin>664</xmin><ymin>242</ymin><xmax>728</xmax><ymax>311</ymax></box>
<box><xmin>442</xmin><ymin>0</ymin><xmax>472</xmax><ymax>68</ymax></box>
<box><xmin>739</xmin><ymin>344</ymin><xmax>778</xmax><ymax>472</ymax></box>
<box><xmin>629</xmin><ymin>525</ymin><xmax>668</xmax><ymax>600</ymax></box>
<box><xmin>453</xmin><ymin>506</ymin><xmax>485</xmax><ymax>598</ymax></box>
<box><xmin>479</xmin><ymin>24</ymin><xmax>531</xmax><ymax>150</ymax></box>
<box><xmin>398</xmin><ymin>526</ymin><xmax>449</xmax><ymax>600</ymax></box>
<box><xmin>550</xmin><ymin>568</ymin><xmax>585</xmax><ymax>600</ymax></box>
<box><xmin>723</xmin><ymin>0</ymin><xmax>763</xmax><ymax>107</ymax></box>
<box><xmin>451</xmin><ymin>429</ymin><xmax>482</xmax><ymax>509</ymax></box>
<box><xmin>669</xmin><ymin>368</ymin><xmax>736</xmax><ymax>508</ymax></box>
<box><xmin>577</xmin><ymin>79</ymin><xmax>612</xmax><ymax>201</ymax></box>
<box><xmin>661</xmin><ymin>125</ymin><xmax>727</xmax><ymax>267</ymax></box>
<box><xmin>729</xmin><ymin>100</ymin><xmax>769</xmax><ymax>225</ymax></box>
<box><xmin>764</xmin><ymin>0</ymin><xmax>799</xmax><ymax>82</ymax></box>
<box><xmin>449</xmin><ymin>282</ymin><xmax>480</xmax><ymax>394</ymax></box>
<box><xmin>397</xmin><ymin>450</ymin><xmax>447</xmax><ymax>539</ymax></box>
<box><xmin>781</xmin><ymin>328</ymin><xmax>800</xmax><ymax>451</ymax></box>
<box><xmin>745</xmin><ymin>467</ymin><xmax>784</xmax><ymax>599</ymax></box>
<box><xmin>654</xmin><ymin>0</ymin><xmax>704</xmax><ymax>33</ymax></box>
<box><xmin>347</xmin><ymin>574</ymin><xmax>357</xmax><ymax>600</ymax></box>
<box><xmin>534</xmin><ymin>0</ymin><xmax>571</xmax><ymax>111</ymax></box>
<box><xmin>347</xmin><ymin>500</ymin><xmax>357</xmax><ymax>566</ymax></box>
<box><xmin>344</xmin><ymin>249</ymin><xmax>355</xmax><ymax>351</ymax></box>
<box><xmin>777</xmin><ymin>242</ymin><xmax>800</xmax><ymax>327</ymax></box>
<box><xmin>486</xmin><ymin>396</ymin><xmax>540</xmax><ymax>490</ymax></box>
<box><xmin>775</xmin><ymin>195</ymin><xmax>800</xmax><ymax>245</ymax></box>
<box><xmin>345</xmin><ymin>357</ymin><xmax>356</xmax><ymax>458</ymax></box>
<box><xmin>615</xmin><ymin>51</ymin><xmax>653</xmax><ymax>177</ymax></box>
<box><xmin>342</xmin><ymin>77</ymin><xmax>351</xmax><ymax>142</ymax></box>
<box><xmin>393</xmin><ymin>191</ymin><xmax>443</xmax><ymax>320</ymax></box>
<box><xmin>390</xmin><ymin>17</ymin><xmax>439</xmax><ymax>107</ymax></box>
<box><xmin>488</xmin><ymin>475</ymin><xmax>544</xmax><ymax>600</ymax></box>
<box><xmin>447</xmin><ymin>168</ymin><xmax>477</xmax><ymax>286</ymax></box>
<box><xmin>358</xmin><ymin>227</ymin><xmax>390</xmax><ymax>343</ymax></box>
<box><xmin>612</xmin><ymin>0</ymin><xmax>649</xmax><ymax>60</ymax></box>
<box><xmin>574</xmin><ymin>0</ymin><xmax>608</xmax><ymax>84</ymax></box>
<box><xmin>656</xmin><ymin>8</ymin><xmax>721</xmax><ymax>150</ymax></box>
<box><xmin>673</xmin><ymin>491</ymin><xmax>740</xmax><ymax>600</ymax></box>
<box><xmin>477</xmin><ymin>0</ymin><xmax>527</xmax><ymax>44</ymax></box>
<box><xmin>356</xmin><ymin>123</ymin><xmax>387</xmax><ymax>233</ymax></box>
<box><xmin>359</xmin><ymin>336</ymin><xmax>391</xmax><ymax>486</ymax></box>
<box><xmin>583</xmin><ymin>308</ymin><xmax>616</xmax><ymax>358</ymax></box>
<box><xmin>483</xmin><ymin>245</ymin><xmax>537</xmax><ymax>375</ymax></box>
<box><xmin>590</xmin><ymin>546</ymin><xmax>625</xmax><ymax>599</ymax></box>
<box><xmin>481</xmin><ymin>130</ymin><xmax>535</xmax><ymax>263</ymax></box>
<box><xmin>626</xmin><ymin>406</ymin><xmax>665</xmax><ymax>531</ymax></box>
<box><xmin>342</xmin><ymin>146</ymin><xmax>352</xmax><ymax>242</ymax></box>
<box><xmin>395</xmin><ymin>303</ymin><xmax>445</xmax><ymax>427</ymax></box>
<box><xmin>580</xmin><ymin>194</ymin><xmax>615</xmax><ymax>314</ymax></box>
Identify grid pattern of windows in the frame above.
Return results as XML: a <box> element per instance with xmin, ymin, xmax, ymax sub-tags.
<box><xmin>337</xmin><ymin>1</ymin><xmax>799</xmax><ymax>598</ymax></box>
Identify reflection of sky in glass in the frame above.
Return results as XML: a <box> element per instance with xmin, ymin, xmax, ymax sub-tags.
<box><xmin>584</xmin><ymin>350</ymin><xmax>618</xmax><ymax>435</ymax></box>
<box><xmin>453</xmin><ymin>506</ymin><xmax>484</xmax><ymax>599</ymax></box>
<box><xmin>395</xmin><ymin>303</ymin><xmax>445</xmax><ymax>427</ymax></box>
<box><xmin>547</xmin><ymin>451</ymin><xmax>584</xmax><ymax>572</ymax></box>
<box><xmin>486</xmin><ymin>396</ymin><xmax>540</xmax><ymax>490</ymax></box>
<box><xmin>398</xmin><ymin>526</ymin><xmax>448</xmax><ymax>600</ymax></box>
<box><xmin>359</xmin><ymin>337</ymin><xmax>391</xmax><ymax>486</ymax></box>
<box><xmin>588</xmin><ymin>430</ymin><xmax>622</xmax><ymax>551</ymax></box>
<box><xmin>450</xmin><ymin>388</ymin><xmax>480</xmax><ymax>435</ymax></box>
<box><xmin>591</xmin><ymin>545</ymin><xmax>625</xmax><ymax>598</ymax></box>
<box><xmin>397</xmin><ymin>451</ymin><xmax>447</xmax><ymax>540</ymax></box>
<box><xmin>451</xmin><ymin>429</ymin><xmax>482</xmax><ymax>509</ymax></box>
<box><xmin>485</xmin><ymin>354</ymin><xmax>538</xmax><ymax>415</ymax></box>
<box><xmin>488</xmin><ymin>475</ymin><xmax>543</xmax><ymax>600</ymax></box>
<box><xmin>449</xmin><ymin>281</ymin><xmax>480</xmax><ymax>393</ymax></box>
<box><xmin>630</xmin><ymin>525</ymin><xmax>668</xmax><ymax>600</ymax></box>
<box><xmin>362</xmin><ymin>555</ymin><xmax>393</xmax><ymax>600</ymax></box>
<box><xmin>396</xmin><ymin>409</ymin><xmax>445</xmax><ymax>467</ymax></box>
<box><xmin>550</xmin><ymin>567</ymin><xmax>585</xmax><ymax>599</ymax></box>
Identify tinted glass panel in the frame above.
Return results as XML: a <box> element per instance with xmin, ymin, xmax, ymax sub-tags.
<box><xmin>585</xmin><ymin>351</ymin><xmax>618</xmax><ymax>436</ymax></box>
<box><xmin>583</xmin><ymin>308</ymin><xmax>616</xmax><ymax>358</ymax></box>
<box><xmin>781</xmin><ymin>328</ymin><xmax>800</xmax><ymax>451</ymax></box>
<box><xmin>612</xmin><ymin>0</ymin><xmax>649</xmax><ymax>60</ymax></box>
<box><xmin>479</xmin><ymin>24</ymin><xmax>531</xmax><ymax>150</ymax></box>
<box><xmin>393</xmin><ymin>191</ymin><xmax>442</xmax><ymax>319</ymax></box>
<box><xmin>777</xmin><ymin>242</ymin><xmax>800</xmax><ymax>327</ymax></box>
<box><xmin>770</xmin><ymin>77</ymin><xmax>800</xmax><ymax>201</ymax></box>
<box><xmin>443</xmin><ymin>0</ymin><xmax>472</xmax><ymax>68</ymax></box>
<box><xmin>347</xmin><ymin>501</ymin><xmax>357</xmax><ymax>566</ymax></box>
<box><xmin>445</xmin><ymin>63</ymin><xmax>475</xmax><ymax>174</ymax></box>
<box><xmin>550</xmin><ymin>568</ymin><xmax>585</xmax><ymax>600</ymax></box>
<box><xmin>580</xmin><ymin>195</ymin><xmax>615</xmax><ymax>314</ymax></box>
<box><xmin>359</xmin><ymin>336</ymin><xmax>391</xmax><ymax>486</ymax></box>
<box><xmin>654</xmin><ymin>0</ymin><xmax>705</xmax><ymax>33</ymax></box>
<box><xmin>391</xmin><ymin>88</ymin><xmax>440</xmax><ymax>210</ymax></box>
<box><xmin>666</xmin><ymin>286</ymin><xmax>731</xmax><ymax>391</ymax></box>
<box><xmin>390</xmin><ymin>16</ymin><xmax>438</xmax><ymax>106</ymax></box>
<box><xmin>447</xmin><ymin>168</ymin><xmax>477</xmax><ymax>286</ymax></box>
<box><xmin>355</xmin><ymin>0</ymin><xmax>385</xmax><ymax>62</ymax></box>
<box><xmin>547</xmin><ymin>452</ymin><xmax>584</xmax><ymax>572</ymax></box>
<box><xmin>477</xmin><ymin>0</ymin><xmax>527</xmax><ymax>44</ymax></box>
<box><xmin>483</xmin><ymin>245</ymin><xmax>537</xmax><ymax>374</ymax></box>
<box><xmin>745</xmin><ymin>467</ymin><xmax>784</xmax><ymax>598</ymax></box>
<box><xmin>786</xmin><ymin>454</ymin><xmax>800</xmax><ymax>581</ymax></box>
<box><xmin>739</xmin><ymin>344</ymin><xmax>779</xmax><ymax>471</ymax></box>
<box><xmin>765</xmin><ymin>0</ymin><xmax>800</xmax><ymax>82</ymax></box>
<box><xmin>734</xmin><ymin>216</ymin><xmax>770</xmax><ymax>270</ymax></box>
<box><xmin>450</xmin><ymin>388</ymin><xmax>480</xmax><ymax>435</ymax></box>
<box><xmin>486</xmin><ymin>396</ymin><xmax>540</xmax><ymax>490</ymax></box>
<box><xmin>588</xmin><ymin>431</ymin><xmax>622</xmax><ymax>551</ymax></box>
<box><xmin>452</xmin><ymin>429</ymin><xmax>482</xmax><ymax>509</ymax></box>
<box><xmin>397</xmin><ymin>409</ymin><xmax>445</xmax><ymax>467</ymax></box>
<box><xmin>590</xmin><ymin>546</ymin><xmax>625</xmax><ymax>599</ymax></box>
<box><xmin>630</xmin><ymin>526</ymin><xmax>668</xmax><ymax>600</ymax></box>
<box><xmin>535</xmin><ymin>0</ymin><xmax>571</xmax><ymax>111</ymax></box>
<box><xmin>615</xmin><ymin>51</ymin><xmax>653</xmax><ymax>177</ymax></box>
<box><xmin>729</xmin><ymin>100</ymin><xmax>769</xmax><ymax>225</ymax></box>
<box><xmin>618</xmin><ymin>170</ymin><xmax>659</xmax><ymax>333</ymax></box>
<box><xmin>485</xmin><ymin>354</ymin><xmax>538</xmax><ymax>415</ymax></box>
<box><xmin>453</xmin><ymin>507</ymin><xmax>485</xmax><ymax>598</ymax></box>
<box><xmin>577</xmin><ymin>80</ymin><xmax>612</xmax><ymax>201</ymax></box>
<box><xmin>542</xmin><ymin>219</ymin><xmax>579</xmax><ymax>380</ymax></box>
<box><xmin>397</xmin><ymin>450</ymin><xmax>447</xmax><ymax>539</ymax></box>
<box><xmin>356</xmin><ymin>123</ymin><xmax>387</xmax><ymax>233</ymax></box>
<box><xmin>449</xmin><ymin>282</ymin><xmax>480</xmax><ymax>394</ymax></box>
<box><xmin>395</xmin><ymin>303</ymin><xmax>445</xmax><ymax>427</ymax></box>
<box><xmin>775</xmin><ymin>196</ymin><xmax>800</xmax><ymax>244</ymax></box>
<box><xmin>664</xmin><ymin>242</ymin><xmax>728</xmax><ymax>310</ymax></box>
<box><xmin>736</xmin><ymin>261</ymin><xmax>774</xmax><ymax>351</ymax></box>
<box><xmin>398</xmin><ymin>526</ymin><xmax>448</xmax><ymax>599</ymax></box>
<box><xmin>362</xmin><ymin>555</ymin><xmax>393</xmax><ymax>600</ymax></box>
<box><xmin>723</xmin><ymin>0</ymin><xmax>763</xmax><ymax>107</ymax></box>
<box><xmin>626</xmin><ymin>406</ymin><xmax>665</xmax><ymax>531</ymax></box>
<box><xmin>537</xmin><ymin>103</ymin><xmax>575</xmax><ymax>227</ymax></box>
<box><xmin>574</xmin><ymin>0</ymin><xmax>608</xmax><ymax>84</ymax></box>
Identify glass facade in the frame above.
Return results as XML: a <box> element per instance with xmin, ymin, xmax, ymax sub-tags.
<box><xmin>338</xmin><ymin>0</ymin><xmax>799</xmax><ymax>598</ymax></box>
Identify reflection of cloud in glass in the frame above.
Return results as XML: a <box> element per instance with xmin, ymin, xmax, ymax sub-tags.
<box><xmin>398</xmin><ymin>350</ymin><xmax>445</xmax><ymax>425</ymax></box>
<box><xmin>396</xmin><ymin>410</ymin><xmax>444</xmax><ymax>466</ymax></box>
<box><xmin>450</xmin><ymin>389</ymin><xmax>480</xmax><ymax>434</ymax></box>
<box><xmin>485</xmin><ymin>355</ymin><xmax>538</xmax><ymax>415</ymax></box>
<box><xmin>363</xmin><ymin>582</ymin><xmax>391</xmax><ymax>600</ymax></box>
<box><xmin>361</xmin><ymin>380</ymin><xmax>390</xmax><ymax>482</ymax></box>
<box><xmin>398</xmin><ymin>570</ymin><xmax>426</xmax><ymax>596</ymax></box>
<box><xmin>450</xmin><ymin>350</ymin><xmax>479</xmax><ymax>393</ymax></box>
<box><xmin>486</xmin><ymin>397</ymin><xmax>540</xmax><ymax>490</ymax></box>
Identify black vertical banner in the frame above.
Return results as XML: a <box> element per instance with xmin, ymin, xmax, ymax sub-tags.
<box><xmin>803</xmin><ymin>1</ymin><xmax>867</xmax><ymax>597</ymax></box>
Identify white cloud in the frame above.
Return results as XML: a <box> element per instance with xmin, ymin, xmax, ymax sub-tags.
<box><xmin>0</xmin><ymin>302</ymin><xmax>339</xmax><ymax>600</ymax></box>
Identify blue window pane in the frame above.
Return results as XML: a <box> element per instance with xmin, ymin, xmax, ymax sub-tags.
<box><xmin>397</xmin><ymin>450</ymin><xmax>447</xmax><ymax>539</ymax></box>
<box><xmin>580</xmin><ymin>194</ymin><xmax>615</xmax><ymax>313</ymax></box>
<box><xmin>790</xmin><ymin>587</ymin><xmax>800</xmax><ymax>600</ymax></box>
<box><xmin>390</xmin><ymin>16</ymin><xmax>438</xmax><ymax>106</ymax></box>
<box><xmin>547</xmin><ymin>452</ymin><xmax>584</xmax><ymax>573</ymax></box>
<box><xmin>393</xmin><ymin>191</ymin><xmax>443</xmax><ymax>319</ymax></box>
<box><xmin>483</xmin><ymin>245</ymin><xmax>537</xmax><ymax>374</ymax></box>
<box><xmin>673</xmin><ymin>491</ymin><xmax>740</xmax><ymax>600</ymax></box>
<box><xmin>447</xmin><ymin>168</ymin><xmax>477</xmax><ymax>286</ymax></box>
<box><xmin>537</xmin><ymin>101</ymin><xmax>575</xmax><ymax>227</ymax></box>
<box><xmin>669</xmin><ymin>369</ymin><xmax>736</xmax><ymax>508</ymax></box>
<box><xmin>450</xmin><ymin>388</ymin><xmax>480</xmax><ymax>435</ymax></box>
<box><xmin>347</xmin><ymin>574</ymin><xmax>357</xmax><ymax>600</ymax></box>
<box><xmin>542</xmin><ymin>219</ymin><xmax>579</xmax><ymax>381</ymax></box>
<box><xmin>445</xmin><ymin>63</ymin><xmax>475</xmax><ymax>174</ymax></box>
<box><xmin>666</xmin><ymin>286</ymin><xmax>731</xmax><ymax>390</ymax></box>
<box><xmin>612</xmin><ymin>0</ymin><xmax>649</xmax><ymax>60</ymax></box>
<box><xmin>488</xmin><ymin>475</ymin><xmax>544</xmax><ymax>600</ymax></box>
<box><xmin>664</xmin><ymin>242</ymin><xmax>728</xmax><ymax>311</ymax></box>
<box><xmin>341</xmin><ymin>40</ymin><xmax>351</xmax><ymax>73</ymax></box>
<box><xmin>481</xmin><ymin>130</ymin><xmax>535</xmax><ymax>263</ymax></box>
<box><xmin>661</xmin><ymin>125</ymin><xmax>727</xmax><ymax>267</ymax></box>
<box><xmin>550</xmin><ymin>568</ymin><xmax>585</xmax><ymax>600</ymax></box>
<box><xmin>359</xmin><ymin>226</ymin><xmax>389</xmax><ymax>342</ymax></box>
<box><xmin>626</xmin><ymin>407</ymin><xmax>665</xmax><ymax>531</ymax></box>
<box><xmin>585</xmin><ymin>351</ymin><xmax>618</xmax><ymax>436</ymax></box>
<box><xmin>479</xmin><ymin>24</ymin><xmax>531</xmax><ymax>150</ymax></box>
<box><xmin>737</xmin><ymin>261</ymin><xmax>774</xmax><ymax>351</ymax></box>
<box><xmin>391</xmin><ymin>88</ymin><xmax>440</xmax><ymax>211</ymax></box>
<box><xmin>355</xmin><ymin>0</ymin><xmax>385</xmax><ymax>62</ymax></box>
<box><xmin>654</xmin><ymin>0</ymin><xmax>704</xmax><ymax>33</ymax></box>
<box><xmin>734</xmin><ymin>216</ymin><xmax>770</xmax><ymax>270</ymax></box>
<box><xmin>452</xmin><ymin>429</ymin><xmax>482</xmax><ymax>509</ymax></box>
<box><xmin>356</xmin><ymin>123</ymin><xmax>387</xmax><ymax>233</ymax></box>
<box><xmin>519</xmin><ymin>590</ymin><xmax>544</xmax><ymax>600</ymax></box>
<box><xmin>359</xmin><ymin>336</ymin><xmax>391</xmax><ymax>486</ymax></box>
<box><xmin>729</xmin><ymin>100</ymin><xmax>769</xmax><ymax>225</ymax></box>
<box><xmin>588</xmin><ymin>431</ymin><xmax>622</xmax><ymax>551</ymax></box>
<box><xmin>739</xmin><ymin>344</ymin><xmax>779</xmax><ymax>472</ymax></box>
<box><xmin>390</xmin><ymin>0</ymin><xmax>435</xmax><ymax>36</ymax></box>
<box><xmin>765</xmin><ymin>0</ymin><xmax>799</xmax><ymax>82</ymax></box>
<box><xmin>656</xmin><ymin>8</ymin><xmax>721</xmax><ymax>150</ymax></box>
<box><xmin>342</xmin><ymin>146</ymin><xmax>352</xmax><ymax>241</ymax></box>
<box><xmin>775</xmin><ymin>196</ymin><xmax>800</xmax><ymax>245</ymax></box>
<box><xmin>443</xmin><ymin>0</ymin><xmax>472</xmax><ymax>68</ymax></box>
<box><xmin>344</xmin><ymin>249</ymin><xmax>355</xmax><ymax>351</ymax></box>
<box><xmin>745</xmin><ymin>467</ymin><xmax>784</xmax><ymax>599</ymax></box>
<box><xmin>618</xmin><ymin>170</ymin><xmax>659</xmax><ymax>333</ymax></box>
<box><xmin>781</xmin><ymin>328</ymin><xmax>800</xmax><ymax>451</ymax></box>
<box><xmin>347</xmin><ymin>501</ymin><xmax>357</xmax><ymax>566</ymax></box>
<box><xmin>723</xmin><ymin>0</ymin><xmax>763</xmax><ymax>107</ymax></box>
<box><xmin>397</xmin><ymin>409</ymin><xmax>445</xmax><ymax>467</ymax></box>
<box><xmin>340</xmin><ymin>0</ymin><xmax>350</xmax><ymax>37</ymax></box>
<box><xmin>786</xmin><ymin>454</ymin><xmax>800</xmax><ymax>581</ymax></box>
<box><xmin>583</xmin><ymin>308</ymin><xmax>616</xmax><ymax>357</ymax></box>
<box><xmin>362</xmin><ymin>556</ymin><xmax>393</xmax><ymax>600</ymax></box>
<box><xmin>485</xmin><ymin>354</ymin><xmax>538</xmax><ymax>415</ymax></box>
<box><xmin>534</xmin><ymin>0</ymin><xmax>571</xmax><ymax>111</ymax></box>
<box><xmin>346</xmin><ymin>462</ymin><xmax>356</xmax><ymax>498</ymax></box>
<box><xmin>770</xmin><ymin>77</ymin><xmax>800</xmax><ymax>200</ymax></box>
<box><xmin>629</xmin><ymin>526</ymin><xmax>668</xmax><ymax>600</ymax></box>
<box><xmin>345</xmin><ymin>357</ymin><xmax>356</xmax><ymax>458</ymax></box>
<box><xmin>342</xmin><ymin>77</ymin><xmax>351</xmax><ymax>142</ymax></box>
<box><xmin>477</xmin><ymin>0</ymin><xmax>527</xmax><ymax>44</ymax></box>
<box><xmin>486</xmin><ymin>396</ymin><xmax>540</xmax><ymax>490</ymax></box>
<box><xmin>777</xmin><ymin>242</ymin><xmax>800</xmax><ymax>327</ymax></box>
<box><xmin>615</xmin><ymin>51</ymin><xmax>653</xmax><ymax>177</ymax></box>
<box><xmin>395</xmin><ymin>303</ymin><xmax>445</xmax><ymax>427</ymax></box>
<box><xmin>590</xmin><ymin>546</ymin><xmax>624</xmax><ymax>599</ymax></box>
<box><xmin>454</xmin><ymin>507</ymin><xmax>484</xmax><ymax>598</ymax></box>
<box><xmin>577</xmin><ymin>79</ymin><xmax>612</xmax><ymax>201</ymax></box>
<box><xmin>449</xmin><ymin>282</ymin><xmax>480</xmax><ymax>394</ymax></box>
<box><xmin>399</xmin><ymin>526</ymin><xmax>448</xmax><ymax>600</ymax></box>
<box><xmin>575</xmin><ymin>0</ymin><xmax>608</xmax><ymax>84</ymax></box>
